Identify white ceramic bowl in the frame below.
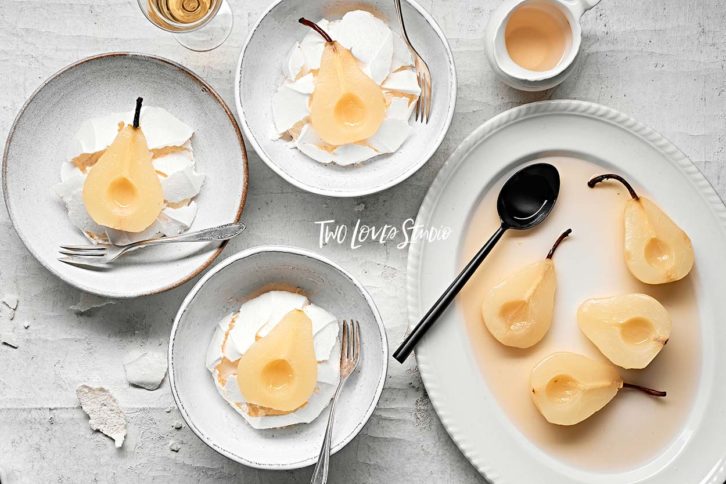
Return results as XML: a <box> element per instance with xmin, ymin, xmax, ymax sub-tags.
<box><xmin>169</xmin><ymin>246</ymin><xmax>388</xmax><ymax>469</ymax></box>
<box><xmin>2</xmin><ymin>53</ymin><xmax>248</xmax><ymax>298</ymax></box>
<box><xmin>235</xmin><ymin>0</ymin><xmax>456</xmax><ymax>197</ymax></box>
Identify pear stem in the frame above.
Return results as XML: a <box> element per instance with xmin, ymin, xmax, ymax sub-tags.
<box><xmin>298</xmin><ymin>17</ymin><xmax>333</xmax><ymax>43</ymax></box>
<box><xmin>546</xmin><ymin>228</ymin><xmax>572</xmax><ymax>259</ymax></box>
<box><xmin>132</xmin><ymin>97</ymin><xmax>143</xmax><ymax>129</ymax></box>
<box><xmin>623</xmin><ymin>382</ymin><xmax>666</xmax><ymax>397</ymax></box>
<box><xmin>588</xmin><ymin>174</ymin><xmax>639</xmax><ymax>200</ymax></box>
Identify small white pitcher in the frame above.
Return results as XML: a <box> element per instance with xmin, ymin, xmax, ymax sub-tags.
<box><xmin>485</xmin><ymin>0</ymin><xmax>601</xmax><ymax>91</ymax></box>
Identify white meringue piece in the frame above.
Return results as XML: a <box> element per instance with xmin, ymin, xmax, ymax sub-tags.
<box><xmin>367</xmin><ymin>119</ymin><xmax>412</xmax><ymax>153</ymax></box>
<box><xmin>331</xmin><ymin>143</ymin><xmax>379</xmax><ymax>166</ymax></box>
<box><xmin>140</xmin><ymin>107</ymin><xmax>194</xmax><ymax>150</ymax></box>
<box><xmin>74</xmin><ymin>107</ymin><xmax>193</xmax><ymax>154</ymax></box>
<box><xmin>105</xmin><ymin>222</ymin><xmax>162</xmax><ymax>246</ymax></box>
<box><xmin>162</xmin><ymin>165</ymin><xmax>205</xmax><ymax>203</ymax></box>
<box><xmin>365</xmin><ymin>30</ymin><xmax>394</xmax><ymax>85</ymax></box>
<box><xmin>296</xmin><ymin>125</ymin><xmax>380</xmax><ymax>166</ymax></box>
<box><xmin>272</xmin><ymin>84</ymin><xmax>310</xmax><ymax>136</ymax></box>
<box><xmin>296</xmin><ymin>125</ymin><xmax>335</xmax><ymax>164</ymax></box>
<box><xmin>205</xmin><ymin>327</ymin><xmax>224</xmax><ymax>370</ymax></box>
<box><xmin>219</xmin><ymin>313</ymin><xmax>242</xmax><ymax>361</ymax></box>
<box><xmin>284</xmin><ymin>42</ymin><xmax>306</xmax><ymax>79</ymax></box>
<box><xmin>60</xmin><ymin>160</ymin><xmax>78</xmax><ymax>183</ymax></box>
<box><xmin>53</xmin><ymin>171</ymin><xmax>84</xmax><ymax>202</ymax></box>
<box><xmin>123</xmin><ymin>351</ymin><xmax>168</xmax><ymax>391</ymax></box>
<box><xmin>383</xmin><ymin>69</ymin><xmax>421</xmax><ymax>95</ymax></box>
<box><xmin>153</xmin><ymin>146</ymin><xmax>194</xmax><ymax>177</ymax></box>
<box><xmin>391</xmin><ymin>31</ymin><xmax>414</xmax><ymax>72</ymax></box>
<box><xmin>317</xmin><ymin>342</ymin><xmax>342</xmax><ymax>384</ymax></box>
<box><xmin>386</xmin><ymin>96</ymin><xmax>415</xmax><ymax>121</ymax></box>
<box><xmin>223</xmin><ymin>374</ymin><xmax>246</xmax><ymax>403</ymax></box>
<box><xmin>64</xmin><ymin>188</ymin><xmax>107</xmax><ymax>239</ymax></box>
<box><xmin>227</xmin><ymin>291</ymin><xmax>307</xmax><ymax>355</ymax></box>
<box><xmin>287</xmin><ymin>73</ymin><xmax>315</xmax><ymax>95</ymax></box>
<box><xmin>312</xmin><ymin>322</ymin><xmax>340</xmax><ymax>361</ymax></box>
<box><xmin>157</xmin><ymin>202</ymin><xmax>198</xmax><ymax>236</ymax></box>
<box><xmin>335</xmin><ymin>11</ymin><xmax>393</xmax><ymax>85</ymax></box>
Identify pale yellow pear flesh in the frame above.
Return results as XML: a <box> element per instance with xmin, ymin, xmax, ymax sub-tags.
<box><xmin>310</xmin><ymin>41</ymin><xmax>386</xmax><ymax>146</ymax></box>
<box><xmin>624</xmin><ymin>197</ymin><xmax>694</xmax><ymax>284</ymax></box>
<box><xmin>236</xmin><ymin>309</ymin><xmax>318</xmax><ymax>412</ymax></box>
<box><xmin>82</xmin><ymin>123</ymin><xmax>164</xmax><ymax>233</ymax></box>
<box><xmin>530</xmin><ymin>352</ymin><xmax>623</xmax><ymax>426</ymax></box>
<box><xmin>578</xmin><ymin>294</ymin><xmax>671</xmax><ymax>369</ymax></box>
<box><xmin>482</xmin><ymin>259</ymin><xmax>556</xmax><ymax>348</ymax></box>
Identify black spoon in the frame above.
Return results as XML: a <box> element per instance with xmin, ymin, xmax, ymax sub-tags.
<box><xmin>393</xmin><ymin>163</ymin><xmax>560</xmax><ymax>363</ymax></box>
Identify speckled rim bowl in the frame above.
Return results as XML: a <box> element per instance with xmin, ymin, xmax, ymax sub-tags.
<box><xmin>235</xmin><ymin>0</ymin><xmax>457</xmax><ymax>197</ymax></box>
<box><xmin>169</xmin><ymin>245</ymin><xmax>388</xmax><ymax>469</ymax></box>
<box><xmin>2</xmin><ymin>53</ymin><xmax>248</xmax><ymax>298</ymax></box>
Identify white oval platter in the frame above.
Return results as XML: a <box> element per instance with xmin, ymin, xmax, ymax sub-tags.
<box><xmin>407</xmin><ymin>100</ymin><xmax>726</xmax><ymax>483</ymax></box>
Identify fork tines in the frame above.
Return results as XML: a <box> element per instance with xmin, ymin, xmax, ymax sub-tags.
<box><xmin>415</xmin><ymin>59</ymin><xmax>432</xmax><ymax>123</ymax></box>
<box><xmin>340</xmin><ymin>320</ymin><xmax>361</xmax><ymax>370</ymax></box>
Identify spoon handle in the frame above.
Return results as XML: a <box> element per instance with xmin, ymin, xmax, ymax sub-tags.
<box><xmin>393</xmin><ymin>224</ymin><xmax>508</xmax><ymax>363</ymax></box>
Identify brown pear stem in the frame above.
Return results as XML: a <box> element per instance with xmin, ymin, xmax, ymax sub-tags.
<box><xmin>298</xmin><ymin>17</ymin><xmax>333</xmax><ymax>43</ymax></box>
<box><xmin>133</xmin><ymin>97</ymin><xmax>143</xmax><ymax>129</ymax></box>
<box><xmin>587</xmin><ymin>174</ymin><xmax>639</xmax><ymax>200</ymax></box>
<box><xmin>546</xmin><ymin>228</ymin><xmax>572</xmax><ymax>259</ymax></box>
<box><xmin>623</xmin><ymin>382</ymin><xmax>666</xmax><ymax>397</ymax></box>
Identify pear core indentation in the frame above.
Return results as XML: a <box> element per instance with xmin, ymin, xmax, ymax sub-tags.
<box><xmin>499</xmin><ymin>300</ymin><xmax>530</xmax><ymax>332</ymax></box>
<box><xmin>262</xmin><ymin>359</ymin><xmax>294</xmax><ymax>391</ymax></box>
<box><xmin>620</xmin><ymin>317</ymin><xmax>654</xmax><ymax>345</ymax></box>
<box><xmin>545</xmin><ymin>375</ymin><xmax>580</xmax><ymax>403</ymax></box>
<box><xmin>108</xmin><ymin>177</ymin><xmax>138</xmax><ymax>209</ymax></box>
<box><xmin>644</xmin><ymin>238</ymin><xmax>674</xmax><ymax>270</ymax></box>
<box><xmin>334</xmin><ymin>93</ymin><xmax>366</xmax><ymax>128</ymax></box>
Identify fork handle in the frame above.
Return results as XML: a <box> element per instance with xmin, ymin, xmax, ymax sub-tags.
<box><xmin>310</xmin><ymin>381</ymin><xmax>344</xmax><ymax>484</ymax></box>
<box><xmin>127</xmin><ymin>222</ymin><xmax>246</xmax><ymax>249</ymax></box>
<box><xmin>393</xmin><ymin>0</ymin><xmax>411</xmax><ymax>44</ymax></box>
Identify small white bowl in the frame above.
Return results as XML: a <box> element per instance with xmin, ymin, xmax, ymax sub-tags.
<box><xmin>169</xmin><ymin>246</ymin><xmax>388</xmax><ymax>469</ymax></box>
<box><xmin>235</xmin><ymin>0</ymin><xmax>456</xmax><ymax>197</ymax></box>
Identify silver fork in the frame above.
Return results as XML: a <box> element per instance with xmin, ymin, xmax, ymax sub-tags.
<box><xmin>311</xmin><ymin>320</ymin><xmax>361</xmax><ymax>484</ymax></box>
<box><xmin>394</xmin><ymin>0</ymin><xmax>432</xmax><ymax>123</ymax></box>
<box><xmin>58</xmin><ymin>222</ymin><xmax>246</xmax><ymax>268</ymax></box>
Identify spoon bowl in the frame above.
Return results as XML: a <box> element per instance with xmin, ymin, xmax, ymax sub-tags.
<box><xmin>393</xmin><ymin>162</ymin><xmax>560</xmax><ymax>362</ymax></box>
<box><xmin>498</xmin><ymin>163</ymin><xmax>560</xmax><ymax>229</ymax></box>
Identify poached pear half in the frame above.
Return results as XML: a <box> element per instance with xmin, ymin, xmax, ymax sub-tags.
<box><xmin>481</xmin><ymin>229</ymin><xmax>571</xmax><ymax>349</ymax></box>
<box><xmin>236</xmin><ymin>309</ymin><xmax>318</xmax><ymax>412</ymax></box>
<box><xmin>588</xmin><ymin>173</ymin><xmax>694</xmax><ymax>284</ymax></box>
<box><xmin>299</xmin><ymin>17</ymin><xmax>386</xmax><ymax>146</ymax></box>
<box><xmin>578</xmin><ymin>293</ymin><xmax>671</xmax><ymax>369</ymax></box>
<box><xmin>530</xmin><ymin>352</ymin><xmax>666</xmax><ymax>426</ymax></box>
<box><xmin>82</xmin><ymin>97</ymin><xmax>164</xmax><ymax>233</ymax></box>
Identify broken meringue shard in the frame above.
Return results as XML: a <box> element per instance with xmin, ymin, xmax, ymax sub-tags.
<box><xmin>76</xmin><ymin>385</ymin><xmax>127</xmax><ymax>448</ymax></box>
<box><xmin>123</xmin><ymin>351</ymin><xmax>168</xmax><ymax>390</ymax></box>
<box><xmin>272</xmin><ymin>10</ymin><xmax>420</xmax><ymax>166</ymax></box>
<box><xmin>54</xmin><ymin>107</ymin><xmax>204</xmax><ymax>243</ymax></box>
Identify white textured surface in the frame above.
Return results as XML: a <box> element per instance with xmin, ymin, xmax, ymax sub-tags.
<box><xmin>0</xmin><ymin>0</ymin><xmax>725</xmax><ymax>482</ymax></box>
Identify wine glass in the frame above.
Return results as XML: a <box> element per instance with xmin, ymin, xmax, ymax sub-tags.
<box><xmin>137</xmin><ymin>0</ymin><xmax>234</xmax><ymax>52</ymax></box>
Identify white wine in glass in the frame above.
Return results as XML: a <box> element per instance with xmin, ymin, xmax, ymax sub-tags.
<box><xmin>139</xmin><ymin>0</ymin><xmax>233</xmax><ymax>52</ymax></box>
